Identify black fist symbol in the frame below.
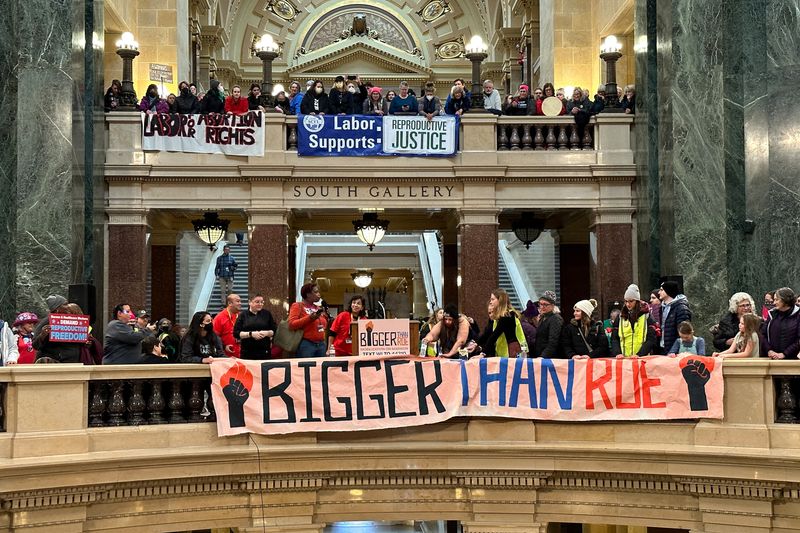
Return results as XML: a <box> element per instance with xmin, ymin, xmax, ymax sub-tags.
<box><xmin>681</xmin><ymin>359</ymin><xmax>711</xmax><ymax>411</ymax></box>
<box><xmin>223</xmin><ymin>378</ymin><xmax>250</xmax><ymax>427</ymax></box>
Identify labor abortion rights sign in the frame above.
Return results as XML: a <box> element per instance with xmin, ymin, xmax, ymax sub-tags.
<box><xmin>297</xmin><ymin>114</ymin><xmax>458</xmax><ymax>156</ymax></box>
<box><xmin>142</xmin><ymin>112</ymin><xmax>265</xmax><ymax>156</ymax></box>
<box><xmin>210</xmin><ymin>355</ymin><xmax>725</xmax><ymax>436</ymax></box>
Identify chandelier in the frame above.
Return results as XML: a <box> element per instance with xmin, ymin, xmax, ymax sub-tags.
<box><xmin>512</xmin><ymin>212</ymin><xmax>545</xmax><ymax>249</ymax></box>
<box><xmin>352</xmin><ymin>212</ymin><xmax>389</xmax><ymax>251</ymax></box>
<box><xmin>192</xmin><ymin>212</ymin><xmax>230</xmax><ymax>250</ymax></box>
<box><xmin>351</xmin><ymin>271</ymin><xmax>374</xmax><ymax>289</ymax></box>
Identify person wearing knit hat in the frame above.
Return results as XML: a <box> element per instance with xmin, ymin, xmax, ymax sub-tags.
<box><xmin>657</xmin><ymin>279</ymin><xmax>691</xmax><ymax>353</ymax></box>
<box><xmin>561</xmin><ymin>298</ymin><xmax>608</xmax><ymax>359</ymax></box>
<box><xmin>505</xmin><ymin>84</ymin><xmax>534</xmax><ymax>116</ymax></box>
<box><xmin>611</xmin><ymin>287</ymin><xmax>658</xmax><ymax>357</ymax></box>
<box><xmin>45</xmin><ymin>294</ymin><xmax>68</xmax><ymax>313</ymax></box>
<box><xmin>13</xmin><ymin>312</ymin><xmax>39</xmax><ymax>364</ymax></box>
<box><xmin>533</xmin><ymin>291</ymin><xmax>564</xmax><ymax>357</ymax></box>
<box><xmin>520</xmin><ymin>300</ymin><xmax>540</xmax><ymax>353</ymax></box>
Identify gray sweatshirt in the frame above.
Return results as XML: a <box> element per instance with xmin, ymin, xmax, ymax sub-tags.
<box><xmin>103</xmin><ymin>320</ymin><xmax>149</xmax><ymax>364</ymax></box>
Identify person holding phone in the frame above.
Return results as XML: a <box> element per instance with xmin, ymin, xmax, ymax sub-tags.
<box><xmin>289</xmin><ymin>283</ymin><xmax>329</xmax><ymax>358</ymax></box>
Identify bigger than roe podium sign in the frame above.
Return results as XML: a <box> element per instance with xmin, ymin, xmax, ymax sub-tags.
<box><xmin>210</xmin><ymin>355</ymin><xmax>724</xmax><ymax>436</ymax></box>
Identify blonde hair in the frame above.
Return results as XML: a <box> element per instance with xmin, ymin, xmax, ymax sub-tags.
<box><xmin>489</xmin><ymin>289</ymin><xmax>518</xmax><ymax>321</ymax></box>
<box><xmin>740</xmin><ymin>313</ymin><xmax>761</xmax><ymax>339</ymax></box>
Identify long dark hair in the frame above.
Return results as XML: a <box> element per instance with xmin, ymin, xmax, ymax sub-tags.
<box><xmin>620</xmin><ymin>301</ymin><xmax>643</xmax><ymax>323</ymax></box>
<box><xmin>349</xmin><ymin>295</ymin><xmax>366</xmax><ymax>318</ymax></box>
<box><xmin>181</xmin><ymin>311</ymin><xmax>216</xmax><ymax>356</ymax></box>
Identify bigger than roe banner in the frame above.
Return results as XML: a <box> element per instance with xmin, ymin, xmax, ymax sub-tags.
<box><xmin>298</xmin><ymin>114</ymin><xmax>458</xmax><ymax>156</ymax></box>
<box><xmin>210</xmin><ymin>355</ymin><xmax>724</xmax><ymax>436</ymax></box>
<box><xmin>142</xmin><ymin>112</ymin><xmax>265</xmax><ymax>156</ymax></box>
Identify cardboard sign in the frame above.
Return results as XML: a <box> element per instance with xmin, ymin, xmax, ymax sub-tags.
<box><xmin>149</xmin><ymin>63</ymin><xmax>173</xmax><ymax>83</ymax></box>
<box><xmin>357</xmin><ymin>319</ymin><xmax>411</xmax><ymax>357</ymax></box>
<box><xmin>210</xmin><ymin>355</ymin><xmax>725</xmax><ymax>436</ymax></box>
<box><xmin>49</xmin><ymin>314</ymin><xmax>90</xmax><ymax>343</ymax></box>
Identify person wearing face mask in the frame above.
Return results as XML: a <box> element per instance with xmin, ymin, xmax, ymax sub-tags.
<box><xmin>156</xmin><ymin>318</ymin><xmax>181</xmax><ymax>362</ymax></box>
<box><xmin>103</xmin><ymin>303</ymin><xmax>153</xmax><ymax>364</ymax></box>
<box><xmin>389</xmin><ymin>81</ymin><xmax>419</xmax><ymax>115</ymax></box>
<box><xmin>138</xmin><ymin>83</ymin><xmax>169</xmax><ymax>114</ymax></box>
<box><xmin>348</xmin><ymin>75</ymin><xmax>368</xmax><ymax>112</ymax></box>
<box><xmin>225</xmin><ymin>85</ymin><xmax>249</xmax><ymax>114</ymax></box>
<box><xmin>328</xmin><ymin>75</ymin><xmax>355</xmax><ymax>115</ymax></box>
<box><xmin>199</xmin><ymin>79</ymin><xmax>225</xmax><ymax>114</ymax></box>
<box><xmin>300</xmin><ymin>80</ymin><xmax>330</xmax><ymax>115</ymax></box>
<box><xmin>174</xmin><ymin>80</ymin><xmax>199</xmax><ymax>114</ymax></box>
<box><xmin>273</xmin><ymin>91</ymin><xmax>291</xmax><ymax>114</ymax></box>
<box><xmin>179</xmin><ymin>311</ymin><xmax>225</xmax><ymax>363</ymax></box>
<box><xmin>482</xmin><ymin>79</ymin><xmax>502</xmax><ymax>115</ymax></box>
<box><xmin>418</xmin><ymin>82</ymin><xmax>442</xmax><ymax>120</ymax></box>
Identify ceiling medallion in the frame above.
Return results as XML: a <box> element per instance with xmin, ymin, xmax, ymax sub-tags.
<box><xmin>418</xmin><ymin>0</ymin><xmax>451</xmax><ymax>23</ymax></box>
<box><xmin>267</xmin><ymin>0</ymin><xmax>297</xmax><ymax>22</ymax></box>
<box><xmin>435</xmin><ymin>37</ymin><xmax>465</xmax><ymax>60</ymax></box>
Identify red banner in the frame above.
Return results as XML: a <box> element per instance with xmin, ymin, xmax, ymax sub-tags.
<box><xmin>209</xmin><ymin>355</ymin><xmax>724</xmax><ymax>436</ymax></box>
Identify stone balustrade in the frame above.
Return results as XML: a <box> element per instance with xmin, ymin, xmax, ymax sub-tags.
<box><xmin>1</xmin><ymin>361</ymin><xmax>800</xmax><ymax>532</ymax></box>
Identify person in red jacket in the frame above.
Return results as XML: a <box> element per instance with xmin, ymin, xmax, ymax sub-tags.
<box><xmin>327</xmin><ymin>295</ymin><xmax>367</xmax><ymax>356</ymax></box>
<box><xmin>14</xmin><ymin>312</ymin><xmax>39</xmax><ymax>364</ymax></box>
<box><xmin>224</xmin><ymin>85</ymin><xmax>249</xmax><ymax>114</ymax></box>
<box><xmin>213</xmin><ymin>293</ymin><xmax>241</xmax><ymax>358</ymax></box>
<box><xmin>289</xmin><ymin>283</ymin><xmax>329</xmax><ymax>358</ymax></box>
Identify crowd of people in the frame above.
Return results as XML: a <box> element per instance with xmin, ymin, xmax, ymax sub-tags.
<box><xmin>1</xmin><ymin>281</ymin><xmax>798</xmax><ymax>366</ymax></box>
<box><xmin>104</xmin><ymin>74</ymin><xmax>636</xmax><ymax>119</ymax></box>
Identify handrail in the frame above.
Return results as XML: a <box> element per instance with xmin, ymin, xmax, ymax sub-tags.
<box><xmin>498</xmin><ymin>239</ymin><xmax>531</xmax><ymax>306</ymax></box>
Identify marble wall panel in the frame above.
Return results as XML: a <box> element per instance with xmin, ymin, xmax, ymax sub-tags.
<box><xmin>459</xmin><ymin>224</ymin><xmax>498</xmax><ymax>324</ymax></box>
<box><xmin>249</xmin><ymin>225</ymin><xmax>289</xmax><ymax>321</ymax></box>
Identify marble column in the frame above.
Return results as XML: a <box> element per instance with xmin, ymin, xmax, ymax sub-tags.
<box><xmin>248</xmin><ymin>210</ymin><xmax>289</xmax><ymax>321</ymax></box>
<box><xmin>442</xmin><ymin>230</ymin><xmax>459</xmax><ymax>308</ymax></box>
<box><xmin>590</xmin><ymin>211</ymin><xmax>634</xmax><ymax>318</ymax></box>
<box><xmin>459</xmin><ymin>211</ymin><xmax>499</xmax><ymax>324</ymax></box>
<box><xmin>288</xmin><ymin>230</ymin><xmax>297</xmax><ymax>305</ymax></box>
<box><xmin>107</xmin><ymin>211</ymin><xmax>149</xmax><ymax>314</ymax></box>
<box><xmin>632</xmin><ymin>0</ymin><xmax>800</xmax><ymax>338</ymax></box>
<box><xmin>150</xmin><ymin>230</ymin><xmax>178</xmax><ymax>321</ymax></box>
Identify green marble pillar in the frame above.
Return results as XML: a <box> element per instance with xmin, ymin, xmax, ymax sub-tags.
<box><xmin>0</xmin><ymin>0</ymin><xmax>104</xmax><ymax>320</ymax></box>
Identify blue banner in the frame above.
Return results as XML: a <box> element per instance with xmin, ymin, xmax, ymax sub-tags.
<box><xmin>297</xmin><ymin>114</ymin><xmax>458</xmax><ymax>157</ymax></box>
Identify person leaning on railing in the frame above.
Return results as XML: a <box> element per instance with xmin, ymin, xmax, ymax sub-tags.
<box><xmin>475</xmin><ymin>289</ymin><xmax>527</xmax><ymax>357</ymax></box>
<box><xmin>532</xmin><ymin>291</ymin><xmax>563</xmax><ymax>358</ymax></box>
<box><xmin>328</xmin><ymin>75</ymin><xmax>354</xmax><ymax>115</ymax></box>
<box><xmin>327</xmin><ymin>295</ymin><xmax>367</xmax><ymax>356</ymax></box>
<box><xmin>762</xmin><ymin>287</ymin><xmax>800</xmax><ymax>360</ymax></box>
<box><xmin>300</xmin><ymin>80</ymin><xmax>330</xmax><ymax>115</ymax></box>
<box><xmin>363</xmin><ymin>87</ymin><xmax>385</xmax><ymax>116</ymax></box>
<box><xmin>536</xmin><ymin>83</ymin><xmax>565</xmax><ymax>115</ymax></box>
<box><xmin>711</xmin><ymin>292</ymin><xmax>756</xmax><ymax>351</ymax></box>
<box><xmin>611</xmin><ymin>284</ymin><xmax>658</xmax><ymax>358</ymax></box>
<box><xmin>503</xmin><ymin>84</ymin><xmax>534</xmax><ymax>116</ymax></box>
<box><xmin>138</xmin><ymin>84</ymin><xmax>169</xmax><ymax>114</ymax></box>
<box><xmin>199</xmin><ymin>79</ymin><xmax>225</xmax><ymax>114</ymax></box>
<box><xmin>444</xmin><ymin>86</ymin><xmax>470</xmax><ymax>116</ymax></box>
<box><xmin>418</xmin><ymin>82</ymin><xmax>443</xmax><ymax>120</ymax></box>
<box><xmin>566</xmin><ymin>86</ymin><xmax>593</xmax><ymax>137</ymax></box>
<box><xmin>422</xmin><ymin>303</ymin><xmax>472</xmax><ymax>358</ymax></box>
<box><xmin>174</xmin><ymin>80</ymin><xmax>199</xmax><ymax>114</ymax></box>
<box><xmin>179</xmin><ymin>311</ymin><xmax>225</xmax><ymax>364</ymax></box>
<box><xmin>481</xmin><ymin>79</ymin><xmax>502</xmax><ymax>116</ymax></box>
<box><xmin>561</xmin><ymin>299</ymin><xmax>608</xmax><ymax>359</ymax></box>
<box><xmin>389</xmin><ymin>81</ymin><xmax>418</xmax><ymax>115</ymax></box>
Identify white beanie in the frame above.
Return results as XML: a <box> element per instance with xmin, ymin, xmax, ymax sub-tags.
<box><xmin>574</xmin><ymin>299</ymin><xmax>597</xmax><ymax>318</ymax></box>
<box><xmin>624</xmin><ymin>284</ymin><xmax>640</xmax><ymax>301</ymax></box>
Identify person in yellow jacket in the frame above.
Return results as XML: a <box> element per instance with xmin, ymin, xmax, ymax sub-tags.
<box><xmin>476</xmin><ymin>289</ymin><xmax>529</xmax><ymax>357</ymax></box>
<box><xmin>611</xmin><ymin>284</ymin><xmax>658</xmax><ymax>357</ymax></box>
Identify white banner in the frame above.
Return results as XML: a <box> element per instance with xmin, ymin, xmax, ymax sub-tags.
<box><xmin>141</xmin><ymin>112</ymin><xmax>265</xmax><ymax>156</ymax></box>
<box><xmin>357</xmin><ymin>319</ymin><xmax>412</xmax><ymax>357</ymax></box>
<box><xmin>381</xmin><ymin>116</ymin><xmax>458</xmax><ymax>155</ymax></box>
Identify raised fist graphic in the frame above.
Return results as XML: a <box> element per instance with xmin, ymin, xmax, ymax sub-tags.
<box><xmin>681</xmin><ymin>358</ymin><xmax>711</xmax><ymax>411</ymax></box>
<box><xmin>223</xmin><ymin>377</ymin><xmax>250</xmax><ymax>427</ymax></box>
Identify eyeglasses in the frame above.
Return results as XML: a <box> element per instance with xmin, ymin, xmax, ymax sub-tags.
<box><xmin>538</xmin><ymin>302</ymin><xmax>553</xmax><ymax>308</ymax></box>
<box><xmin>738</xmin><ymin>303</ymin><xmax>752</xmax><ymax>308</ymax></box>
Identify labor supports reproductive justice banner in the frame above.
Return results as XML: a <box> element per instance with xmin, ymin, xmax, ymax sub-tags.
<box><xmin>210</xmin><ymin>355</ymin><xmax>724</xmax><ymax>436</ymax></box>
<box><xmin>297</xmin><ymin>114</ymin><xmax>458</xmax><ymax>156</ymax></box>
<box><xmin>141</xmin><ymin>112</ymin><xmax>265</xmax><ymax>156</ymax></box>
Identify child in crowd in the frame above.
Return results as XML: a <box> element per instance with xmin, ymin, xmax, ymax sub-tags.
<box><xmin>667</xmin><ymin>321</ymin><xmax>705</xmax><ymax>356</ymax></box>
<box><xmin>712</xmin><ymin>313</ymin><xmax>761</xmax><ymax>359</ymax></box>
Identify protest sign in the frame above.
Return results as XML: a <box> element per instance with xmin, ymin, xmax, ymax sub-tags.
<box><xmin>49</xmin><ymin>314</ymin><xmax>90</xmax><ymax>343</ymax></box>
<box><xmin>142</xmin><ymin>112</ymin><xmax>265</xmax><ymax>156</ymax></box>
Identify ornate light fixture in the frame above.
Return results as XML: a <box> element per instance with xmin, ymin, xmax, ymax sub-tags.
<box><xmin>465</xmin><ymin>35</ymin><xmax>489</xmax><ymax>112</ymax></box>
<box><xmin>353</xmin><ymin>212</ymin><xmax>389</xmax><ymax>251</ymax></box>
<box><xmin>255</xmin><ymin>33</ymin><xmax>281</xmax><ymax>96</ymax></box>
<box><xmin>512</xmin><ymin>212</ymin><xmax>545</xmax><ymax>250</ymax></box>
<box><xmin>192</xmin><ymin>212</ymin><xmax>230</xmax><ymax>250</ymax></box>
<box><xmin>115</xmin><ymin>32</ymin><xmax>140</xmax><ymax>110</ymax></box>
<box><xmin>599</xmin><ymin>35</ymin><xmax>623</xmax><ymax>110</ymax></box>
<box><xmin>351</xmin><ymin>271</ymin><xmax>374</xmax><ymax>289</ymax></box>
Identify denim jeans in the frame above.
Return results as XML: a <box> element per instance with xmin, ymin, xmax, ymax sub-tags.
<box><xmin>296</xmin><ymin>339</ymin><xmax>326</xmax><ymax>358</ymax></box>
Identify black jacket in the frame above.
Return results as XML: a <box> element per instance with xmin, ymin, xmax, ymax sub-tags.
<box><xmin>661</xmin><ymin>296</ymin><xmax>692</xmax><ymax>353</ymax></box>
<box><xmin>762</xmin><ymin>305</ymin><xmax>800</xmax><ymax>359</ymax></box>
<box><xmin>533</xmin><ymin>312</ymin><xmax>563</xmax><ymax>358</ymax></box>
<box><xmin>561</xmin><ymin>320</ymin><xmax>609</xmax><ymax>358</ymax></box>
<box><xmin>300</xmin><ymin>92</ymin><xmax>330</xmax><ymax>115</ymax></box>
<box><xmin>712</xmin><ymin>312</ymin><xmax>739</xmax><ymax>351</ymax></box>
<box><xmin>179</xmin><ymin>332</ymin><xmax>225</xmax><ymax>363</ymax></box>
<box><xmin>476</xmin><ymin>315</ymin><xmax>519</xmax><ymax>357</ymax></box>
<box><xmin>328</xmin><ymin>88</ymin><xmax>355</xmax><ymax>114</ymax></box>
<box><xmin>611</xmin><ymin>313</ymin><xmax>657</xmax><ymax>356</ymax></box>
<box><xmin>175</xmin><ymin>91</ymin><xmax>199</xmax><ymax>114</ymax></box>
<box><xmin>234</xmin><ymin>309</ymin><xmax>277</xmax><ymax>359</ymax></box>
<box><xmin>200</xmin><ymin>89</ymin><xmax>225</xmax><ymax>114</ymax></box>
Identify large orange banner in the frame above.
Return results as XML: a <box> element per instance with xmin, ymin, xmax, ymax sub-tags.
<box><xmin>209</xmin><ymin>355</ymin><xmax>724</xmax><ymax>436</ymax></box>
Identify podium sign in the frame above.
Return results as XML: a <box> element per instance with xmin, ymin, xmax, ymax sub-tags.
<box><xmin>356</xmin><ymin>319</ymin><xmax>411</xmax><ymax>357</ymax></box>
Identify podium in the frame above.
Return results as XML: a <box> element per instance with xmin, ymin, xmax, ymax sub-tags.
<box><xmin>350</xmin><ymin>320</ymin><xmax>420</xmax><ymax>356</ymax></box>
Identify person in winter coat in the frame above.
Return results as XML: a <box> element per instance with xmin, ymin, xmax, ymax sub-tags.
<box><xmin>535</xmin><ymin>83</ymin><xmax>565</xmax><ymax>115</ymax></box>
<box><xmin>328</xmin><ymin>75</ymin><xmax>354</xmax><ymax>115</ymax></box>
<box><xmin>103</xmin><ymin>303</ymin><xmax>153</xmax><ymax>364</ymax></box>
<box><xmin>519</xmin><ymin>300</ymin><xmax>539</xmax><ymax>354</ymax></box>
<box><xmin>179</xmin><ymin>311</ymin><xmax>225</xmax><ymax>363</ymax></box>
<box><xmin>363</xmin><ymin>87</ymin><xmax>385</xmax><ymax>115</ymax></box>
<box><xmin>762</xmin><ymin>287</ymin><xmax>800</xmax><ymax>359</ymax></box>
<box><xmin>658</xmin><ymin>280</ymin><xmax>692</xmax><ymax>355</ymax></box>
<box><xmin>174</xmin><ymin>80</ymin><xmax>199</xmax><ymax>114</ymax></box>
<box><xmin>504</xmin><ymin>84</ymin><xmax>534</xmax><ymax>116</ymax></box>
<box><xmin>444</xmin><ymin>85</ymin><xmax>470</xmax><ymax>116</ymax></box>
<box><xmin>566</xmin><ymin>86</ymin><xmax>593</xmax><ymax>137</ymax></box>
<box><xmin>620</xmin><ymin>85</ymin><xmax>636</xmax><ymax>114</ymax></box>
<box><xmin>533</xmin><ymin>291</ymin><xmax>563</xmax><ymax>358</ymax></box>
<box><xmin>712</xmin><ymin>292</ymin><xmax>756</xmax><ymax>351</ymax></box>
<box><xmin>13</xmin><ymin>312</ymin><xmax>39</xmax><ymax>364</ymax></box>
<box><xmin>561</xmin><ymin>299</ymin><xmax>609</xmax><ymax>359</ymax></box>
<box><xmin>0</xmin><ymin>316</ymin><xmax>20</xmax><ymax>366</ymax></box>
<box><xmin>31</xmin><ymin>294</ymin><xmax>83</xmax><ymax>363</ymax></box>
<box><xmin>138</xmin><ymin>84</ymin><xmax>170</xmax><ymax>114</ymax></box>
<box><xmin>418</xmin><ymin>82</ymin><xmax>442</xmax><ymax>119</ymax></box>
<box><xmin>104</xmin><ymin>79</ymin><xmax>123</xmax><ymax>112</ymax></box>
<box><xmin>300</xmin><ymin>80</ymin><xmax>330</xmax><ymax>115</ymax></box>
<box><xmin>199</xmin><ymin>79</ymin><xmax>225</xmax><ymax>114</ymax></box>
<box><xmin>476</xmin><ymin>289</ymin><xmax>527</xmax><ymax>357</ymax></box>
<box><xmin>611</xmin><ymin>284</ymin><xmax>658</xmax><ymax>357</ymax></box>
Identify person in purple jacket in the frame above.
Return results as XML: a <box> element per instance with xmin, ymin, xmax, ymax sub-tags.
<box><xmin>763</xmin><ymin>287</ymin><xmax>800</xmax><ymax>360</ymax></box>
<box><xmin>138</xmin><ymin>84</ymin><xmax>169</xmax><ymax>114</ymax></box>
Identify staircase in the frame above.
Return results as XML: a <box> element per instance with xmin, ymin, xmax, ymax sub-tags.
<box><xmin>497</xmin><ymin>249</ymin><xmax>522</xmax><ymax>310</ymax></box>
<box><xmin>207</xmin><ymin>242</ymin><xmax>250</xmax><ymax>310</ymax></box>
